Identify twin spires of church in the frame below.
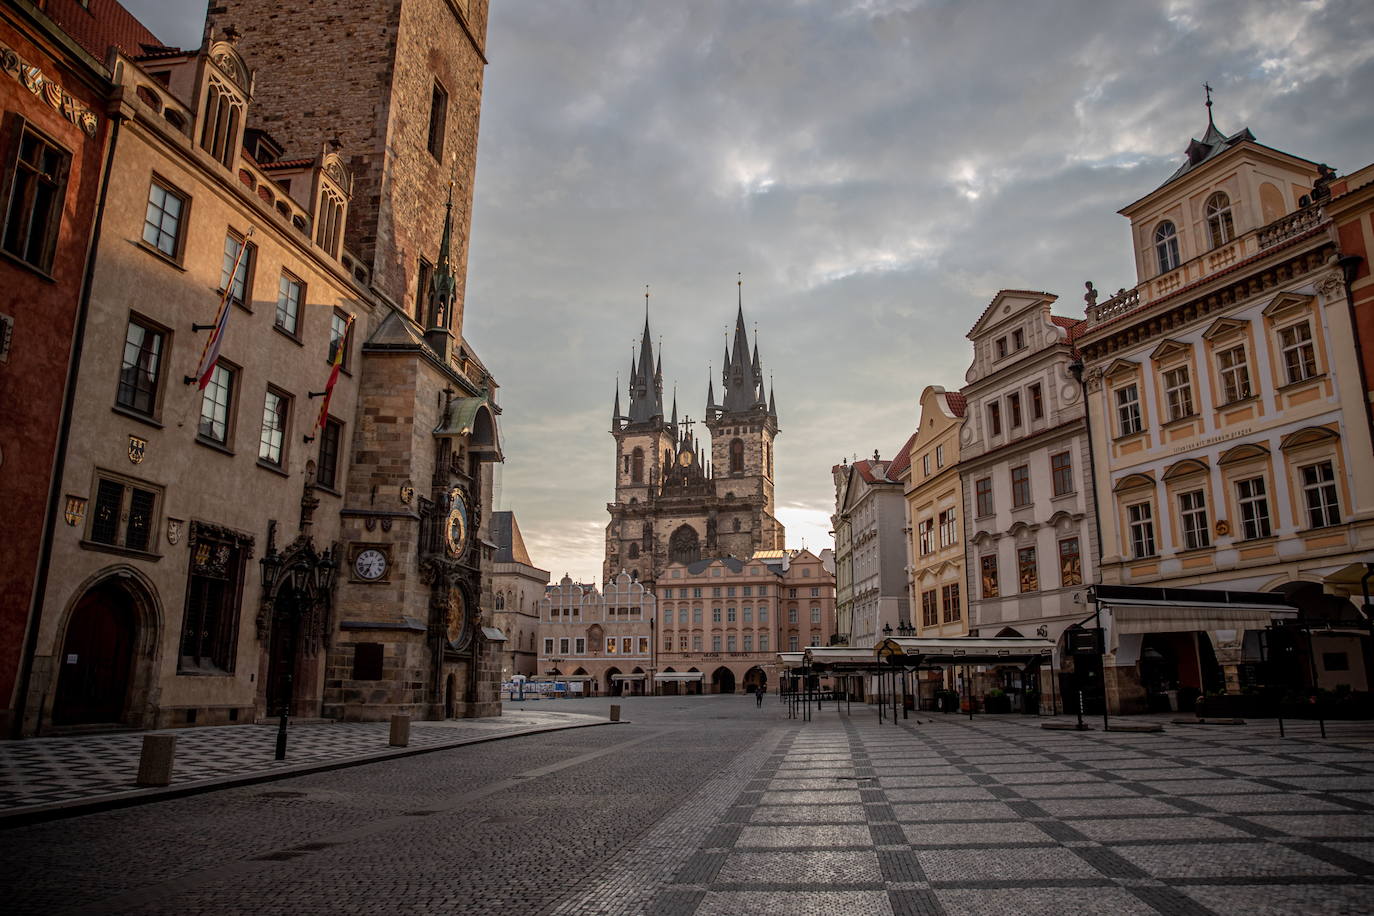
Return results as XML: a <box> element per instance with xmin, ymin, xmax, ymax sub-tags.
<box><xmin>612</xmin><ymin>281</ymin><xmax>778</xmax><ymax>432</ymax></box>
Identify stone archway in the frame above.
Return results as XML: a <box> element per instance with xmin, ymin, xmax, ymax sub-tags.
<box><xmin>743</xmin><ymin>666</ymin><xmax>767</xmax><ymax>693</ymax></box>
<box><xmin>711</xmin><ymin>666</ymin><xmax>736</xmax><ymax>695</ymax></box>
<box><xmin>51</xmin><ymin>572</ymin><xmax>158</xmax><ymax>728</ymax></box>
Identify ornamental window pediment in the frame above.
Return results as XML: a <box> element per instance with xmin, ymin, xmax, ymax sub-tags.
<box><xmin>1103</xmin><ymin>358</ymin><xmax>1140</xmax><ymax>380</ymax></box>
<box><xmin>1149</xmin><ymin>338</ymin><xmax>1191</xmax><ymax>363</ymax></box>
<box><xmin>1217</xmin><ymin>442</ymin><xmax>1270</xmax><ymax>466</ymax></box>
<box><xmin>1279</xmin><ymin>425</ymin><xmax>1339</xmax><ymax>452</ymax></box>
<box><xmin>1261</xmin><ymin>292</ymin><xmax>1315</xmax><ymax>319</ymax></box>
<box><xmin>207</xmin><ymin>39</ymin><xmax>251</xmax><ymax>91</ymax></box>
<box><xmin>1162</xmin><ymin>457</ymin><xmax>1210</xmax><ymax>481</ymax></box>
<box><xmin>1113</xmin><ymin>472</ymin><xmax>1156</xmax><ymax>493</ymax></box>
<box><xmin>1201</xmin><ymin>317</ymin><xmax>1248</xmax><ymax>342</ymax></box>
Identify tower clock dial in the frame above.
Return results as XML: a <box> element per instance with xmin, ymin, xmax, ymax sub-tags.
<box><xmin>353</xmin><ymin>547</ymin><xmax>388</xmax><ymax>581</ymax></box>
<box><xmin>445</xmin><ymin>488</ymin><xmax>469</xmax><ymax>557</ymax></box>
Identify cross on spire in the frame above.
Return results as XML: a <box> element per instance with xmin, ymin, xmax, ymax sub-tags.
<box><xmin>1204</xmin><ymin>82</ymin><xmax>1215</xmax><ymax>128</ymax></box>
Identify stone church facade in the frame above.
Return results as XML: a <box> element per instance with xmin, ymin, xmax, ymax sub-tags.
<box><xmin>603</xmin><ymin>293</ymin><xmax>784</xmax><ymax>589</ymax></box>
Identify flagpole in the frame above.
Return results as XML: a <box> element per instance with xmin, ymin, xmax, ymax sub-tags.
<box><xmin>185</xmin><ymin>226</ymin><xmax>254</xmax><ymax>388</ymax></box>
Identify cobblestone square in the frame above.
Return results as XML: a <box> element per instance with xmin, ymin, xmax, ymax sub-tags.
<box><xmin>3</xmin><ymin>696</ymin><xmax>1373</xmax><ymax>915</ymax></box>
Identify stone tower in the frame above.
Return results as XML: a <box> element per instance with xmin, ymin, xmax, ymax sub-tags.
<box><xmin>603</xmin><ymin>289</ymin><xmax>784</xmax><ymax>588</ymax></box>
<box><xmin>204</xmin><ymin>0</ymin><xmax>489</xmax><ymax>330</ymax></box>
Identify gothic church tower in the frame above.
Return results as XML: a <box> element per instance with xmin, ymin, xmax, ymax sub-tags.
<box><xmin>603</xmin><ymin>288</ymin><xmax>784</xmax><ymax>589</ymax></box>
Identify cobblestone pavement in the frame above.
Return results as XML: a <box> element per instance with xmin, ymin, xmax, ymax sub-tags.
<box><xmin>2</xmin><ymin>697</ymin><xmax>1373</xmax><ymax>915</ymax></box>
<box><xmin>0</xmin><ymin>708</ymin><xmax>606</xmax><ymax>814</ymax></box>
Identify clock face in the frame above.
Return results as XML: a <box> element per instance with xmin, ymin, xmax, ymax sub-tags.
<box><xmin>678</xmin><ymin>449</ymin><xmax>693</xmax><ymax>467</ymax></box>
<box><xmin>445</xmin><ymin>489</ymin><xmax>468</xmax><ymax>557</ymax></box>
<box><xmin>354</xmin><ymin>548</ymin><xmax>387</xmax><ymax>581</ymax></box>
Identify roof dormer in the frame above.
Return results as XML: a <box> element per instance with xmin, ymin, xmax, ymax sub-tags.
<box><xmin>196</xmin><ymin>31</ymin><xmax>252</xmax><ymax>170</ymax></box>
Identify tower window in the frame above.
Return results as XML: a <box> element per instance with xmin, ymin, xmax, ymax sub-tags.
<box><xmin>729</xmin><ymin>438</ymin><xmax>744</xmax><ymax>474</ymax></box>
<box><xmin>199</xmin><ymin>78</ymin><xmax>242</xmax><ymax>168</ymax></box>
<box><xmin>1154</xmin><ymin>220</ymin><xmax>1179</xmax><ymax>272</ymax></box>
<box><xmin>427</xmin><ymin>81</ymin><xmax>448</xmax><ymax>159</ymax></box>
<box><xmin>631</xmin><ymin>447</ymin><xmax>644</xmax><ymax>483</ymax></box>
<box><xmin>1205</xmin><ymin>192</ymin><xmax>1234</xmax><ymax>248</ymax></box>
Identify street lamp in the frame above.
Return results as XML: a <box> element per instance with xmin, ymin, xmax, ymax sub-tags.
<box><xmin>897</xmin><ymin>620</ymin><xmax>915</xmax><ymax>637</ymax></box>
<box><xmin>882</xmin><ymin>622</ymin><xmax>893</xmax><ymax>637</ymax></box>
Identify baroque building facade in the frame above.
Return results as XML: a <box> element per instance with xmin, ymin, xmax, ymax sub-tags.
<box><xmin>897</xmin><ymin>386</ymin><xmax>968</xmax><ymax>640</ymax></box>
<box><xmin>538</xmin><ymin>572</ymin><xmax>655</xmax><ymax>695</ymax></box>
<box><xmin>655</xmin><ymin>549</ymin><xmax>835</xmax><ymax>694</ymax></box>
<box><xmin>1076</xmin><ymin>112</ymin><xmax>1374</xmax><ymax>713</ymax></box>
<box><xmin>603</xmin><ymin>294</ymin><xmax>783</xmax><ymax>588</ymax></box>
<box><xmin>831</xmin><ymin>453</ymin><xmax>909</xmax><ymax>650</ymax></box>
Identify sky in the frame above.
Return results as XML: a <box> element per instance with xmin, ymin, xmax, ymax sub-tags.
<box><xmin>128</xmin><ymin>0</ymin><xmax>1374</xmax><ymax>585</ymax></box>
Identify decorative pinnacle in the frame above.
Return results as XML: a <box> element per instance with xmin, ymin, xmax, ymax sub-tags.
<box><xmin>1204</xmin><ymin>82</ymin><xmax>1214</xmax><ymax>128</ymax></box>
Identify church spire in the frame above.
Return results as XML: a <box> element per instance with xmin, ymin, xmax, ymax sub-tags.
<box><xmin>612</xmin><ymin>379</ymin><xmax>623</xmax><ymax>431</ymax></box>
<box><xmin>626</xmin><ymin>287</ymin><xmax>664</xmax><ymax>425</ymax></box>
<box><xmin>721</xmin><ymin>275</ymin><xmax>764</xmax><ymax>414</ymax></box>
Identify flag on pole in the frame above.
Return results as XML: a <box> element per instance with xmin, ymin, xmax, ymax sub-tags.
<box><xmin>191</xmin><ymin>228</ymin><xmax>253</xmax><ymax>389</ymax></box>
<box><xmin>312</xmin><ymin>313</ymin><xmax>354</xmax><ymax>438</ymax></box>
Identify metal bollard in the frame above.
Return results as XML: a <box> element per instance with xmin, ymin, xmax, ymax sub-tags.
<box><xmin>136</xmin><ymin>734</ymin><xmax>176</xmax><ymax>787</ymax></box>
<box><xmin>609</xmin><ymin>704</ymin><xmax>621</xmax><ymax>722</ymax></box>
<box><xmin>389</xmin><ymin>714</ymin><xmax>410</xmax><ymax>747</ymax></box>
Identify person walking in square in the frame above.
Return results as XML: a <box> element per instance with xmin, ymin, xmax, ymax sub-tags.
<box><xmin>755</xmin><ymin>684</ymin><xmax>764</xmax><ymax>707</ymax></box>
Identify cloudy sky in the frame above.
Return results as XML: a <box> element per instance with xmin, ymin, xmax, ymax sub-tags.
<box><xmin>131</xmin><ymin>0</ymin><xmax>1374</xmax><ymax>584</ymax></box>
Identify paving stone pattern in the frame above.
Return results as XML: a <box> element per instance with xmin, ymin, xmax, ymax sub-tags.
<box><xmin>0</xmin><ymin>709</ymin><xmax>603</xmax><ymax>811</ymax></box>
<box><xmin>585</xmin><ymin>706</ymin><xmax>1374</xmax><ymax>916</ymax></box>
<box><xmin>3</xmin><ymin>697</ymin><xmax>1373</xmax><ymax>915</ymax></box>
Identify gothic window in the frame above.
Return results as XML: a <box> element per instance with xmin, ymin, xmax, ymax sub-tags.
<box><xmin>199</xmin><ymin>78</ymin><xmax>243</xmax><ymax>167</ymax></box>
<box><xmin>316</xmin><ymin>189</ymin><xmax>345</xmax><ymax>258</ymax></box>
<box><xmin>730</xmin><ymin>438</ymin><xmax>744</xmax><ymax>474</ymax></box>
<box><xmin>631</xmin><ymin>447</ymin><xmax>644</xmax><ymax>483</ymax></box>
<box><xmin>1154</xmin><ymin>220</ymin><xmax>1180</xmax><ymax>272</ymax></box>
<box><xmin>669</xmin><ymin>525</ymin><xmax>700</xmax><ymax>565</ymax></box>
<box><xmin>494</xmin><ymin>593</ymin><xmax>505</xmax><ymax>610</ymax></box>
<box><xmin>180</xmin><ymin>523</ymin><xmax>247</xmax><ymax>673</ymax></box>
<box><xmin>1205</xmin><ymin>192</ymin><xmax>1234</xmax><ymax>248</ymax></box>
<box><xmin>732</xmin><ymin>517</ymin><xmax>741</xmax><ymax>532</ymax></box>
<box><xmin>628</xmin><ymin>543</ymin><xmax>640</xmax><ymax>559</ymax></box>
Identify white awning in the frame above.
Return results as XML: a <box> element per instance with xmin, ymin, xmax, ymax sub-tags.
<box><xmin>653</xmin><ymin>672</ymin><xmax>704</xmax><ymax>681</ymax></box>
<box><xmin>888</xmin><ymin>636</ymin><xmax>1055</xmax><ymax>664</ymax></box>
<box><xmin>1103</xmin><ymin>600</ymin><xmax>1296</xmax><ymax>637</ymax></box>
<box><xmin>610</xmin><ymin>673</ymin><xmax>645</xmax><ymax>681</ymax></box>
<box><xmin>804</xmin><ymin>647</ymin><xmax>874</xmax><ymax>666</ymax></box>
<box><xmin>777</xmin><ymin>652</ymin><xmax>806</xmax><ymax>670</ymax></box>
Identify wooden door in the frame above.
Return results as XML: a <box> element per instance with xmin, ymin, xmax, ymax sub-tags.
<box><xmin>53</xmin><ymin>585</ymin><xmax>135</xmax><ymax>725</ymax></box>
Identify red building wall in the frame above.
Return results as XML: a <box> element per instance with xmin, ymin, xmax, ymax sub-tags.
<box><xmin>0</xmin><ymin>4</ymin><xmax>114</xmax><ymax>731</ymax></box>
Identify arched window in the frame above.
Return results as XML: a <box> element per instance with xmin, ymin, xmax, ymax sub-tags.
<box><xmin>670</xmin><ymin>525</ymin><xmax>700</xmax><ymax>565</ymax></box>
<box><xmin>1205</xmin><ymin>192</ymin><xmax>1234</xmax><ymax>248</ymax></box>
<box><xmin>628</xmin><ymin>543</ymin><xmax>640</xmax><ymax>559</ymax></box>
<box><xmin>631</xmin><ymin>447</ymin><xmax>644</xmax><ymax>483</ymax></box>
<box><xmin>199</xmin><ymin>78</ymin><xmax>242</xmax><ymax>167</ymax></box>
<box><xmin>494</xmin><ymin>593</ymin><xmax>505</xmax><ymax>610</ymax></box>
<box><xmin>729</xmin><ymin>438</ymin><xmax>744</xmax><ymax>474</ymax></box>
<box><xmin>1154</xmin><ymin>221</ymin><xmax>1179</xmax><ymax>273</ymax></box>
<box><xmin>664</xmin><ymin>448</ymin><xmax>672</xmax><ymax>467</ymax></box>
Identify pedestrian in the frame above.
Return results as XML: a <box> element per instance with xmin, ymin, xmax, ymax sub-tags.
<box><xmin>755</xmin><ymin>684</ymin><xmax>764</xmax><ymax>707</ymax></box>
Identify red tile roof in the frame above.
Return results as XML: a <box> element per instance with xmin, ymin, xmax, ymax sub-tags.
<box><xmin>260</xmin><ymin>158</ymin><xmax>316</xmax><ymax>171</ymax></box>
<box><xmin>943</xmin><ymin>392</ymin><xmax>967</xmax><ymax>417</ymax></box>
<box><xmin>42</xmin><ymin>0</ymin><xmax>165</xmax><ymax>62</ymax></box>
<box><xmin>885</xmin><ymin>431</ymin><xmax>918</xmax><ymax>479</ymax></box>
<box><xmin>1051</xmin><ymin>314</ymin><xmax>1087</xmax><ymax>343</ymax></box>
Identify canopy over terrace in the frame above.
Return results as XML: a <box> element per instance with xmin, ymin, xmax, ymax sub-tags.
<box><xmin>652</xmin><ymin>672</ymin><xmax>704</xmax><ymax>681</ymax></box>
<box><xmin>885</xmin><ymin>635</ymin><xmax>1056</xmax><ymax>666</ymax></box>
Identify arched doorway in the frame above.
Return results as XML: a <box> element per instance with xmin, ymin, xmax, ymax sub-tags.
<box><xmin>605</xmin><ymin>666</ymin><xmax>622</xmax><ymax>696</ymax></box>
<box><xmin>265</xmin><ymin>589</ymin><xmax>305</xmax><ymax>716</ymax></box>
<box><xmin>743</xmin><ymin>666</ymin><xmax>767</xmax><ymax>693</ymax></box>
<box><xmin>688</xmin><ymin>667</ymin><xmax>702</xmax><ymax>695</ymax></box>
<box><xmin>53</xmin><ymin>579</ymin><xmax>141</xmax><ymax>726</ymax></box>
<box><xmin>712</xmin><ymin>666</ymin><xmax>735</xmax><ymax>695</ymax></box>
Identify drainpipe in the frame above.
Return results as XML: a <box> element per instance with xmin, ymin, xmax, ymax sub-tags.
<box><xmin>13</xmin><ymin>113</ymin><xmax>122</xmax><ymax>739</ymax></box>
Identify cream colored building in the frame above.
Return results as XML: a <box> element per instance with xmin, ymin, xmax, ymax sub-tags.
<box><xmin>897</xmin><ymin>386</ymin><xmax>969</xmax><ymax>639</ymax></box>
<box><xmin>491</xmin><ymin>511</ymin><xmax>549</xmax><ymax>679</ymax></box>
<box><xmin>1077</xmin><ymin>114</ymin><xmax>1374</xmax><ymax>713</ymax></box>
<box><xmin>538</xmin><ymin>573</ymin><xmax>655</xmax><ymax>695</ymax></box>
<box><xmin>832</xmin><ymin>454</ymin><xmax>910</xmax><ymax>650</ymax></box>
<box><xmin>28</xmin><ymin>37</ymin><xmax>370</xmax><ymax>731</ymax></box>
<box><xmin>657</xmin><ymin>549</ymin><xmax>835</xmax><ymax>694</ymax></box>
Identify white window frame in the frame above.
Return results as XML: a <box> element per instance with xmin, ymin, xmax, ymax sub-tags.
<box><xmin>1301</xmin><ymin>461</ymin><xmax>1341</xmax><ymax>528</ymax></box>
<box><xmin>1178</xmin><ymin>488</ymin><xmax>1210</xmax><ymax>550</ymax></box>
<box><xmin>1236</xmin><ymin>476</ymin><xmax>1271</xmax><ymax>540</ymax></box>
<box><xmin>1279</xmin><ymin>321</ymin><xmax>1318</xmax><ymax>385</ymax></box>
<box><xmin>1217</xmin><ymin>344</ymin><xmax>1251</xmax><ymax>402</ymax></box>
<box><xmin>1163</xmin><ymin>365</ymin><xmax>1194</xmax><ymax>421</ymax></box>
<box><xmin>1127</xmin><ymin>501</ymin><xmax>1156</xmax><ymax>558</ymax></box>
<box><xmin>1116</xmin><ymin>383</ymin><xmax>1142</xmax><ymax>436</ymax></box>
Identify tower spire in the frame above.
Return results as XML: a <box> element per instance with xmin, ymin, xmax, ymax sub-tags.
<box><xmin>612</xmin><ymin>378</ymin><xmax>623</xmax><ymax>430</ymax></box>
<box><xmin>1204</xmin><ymin>81</ymin><xmax>1215</xmax><ymax>130</ymax></box>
